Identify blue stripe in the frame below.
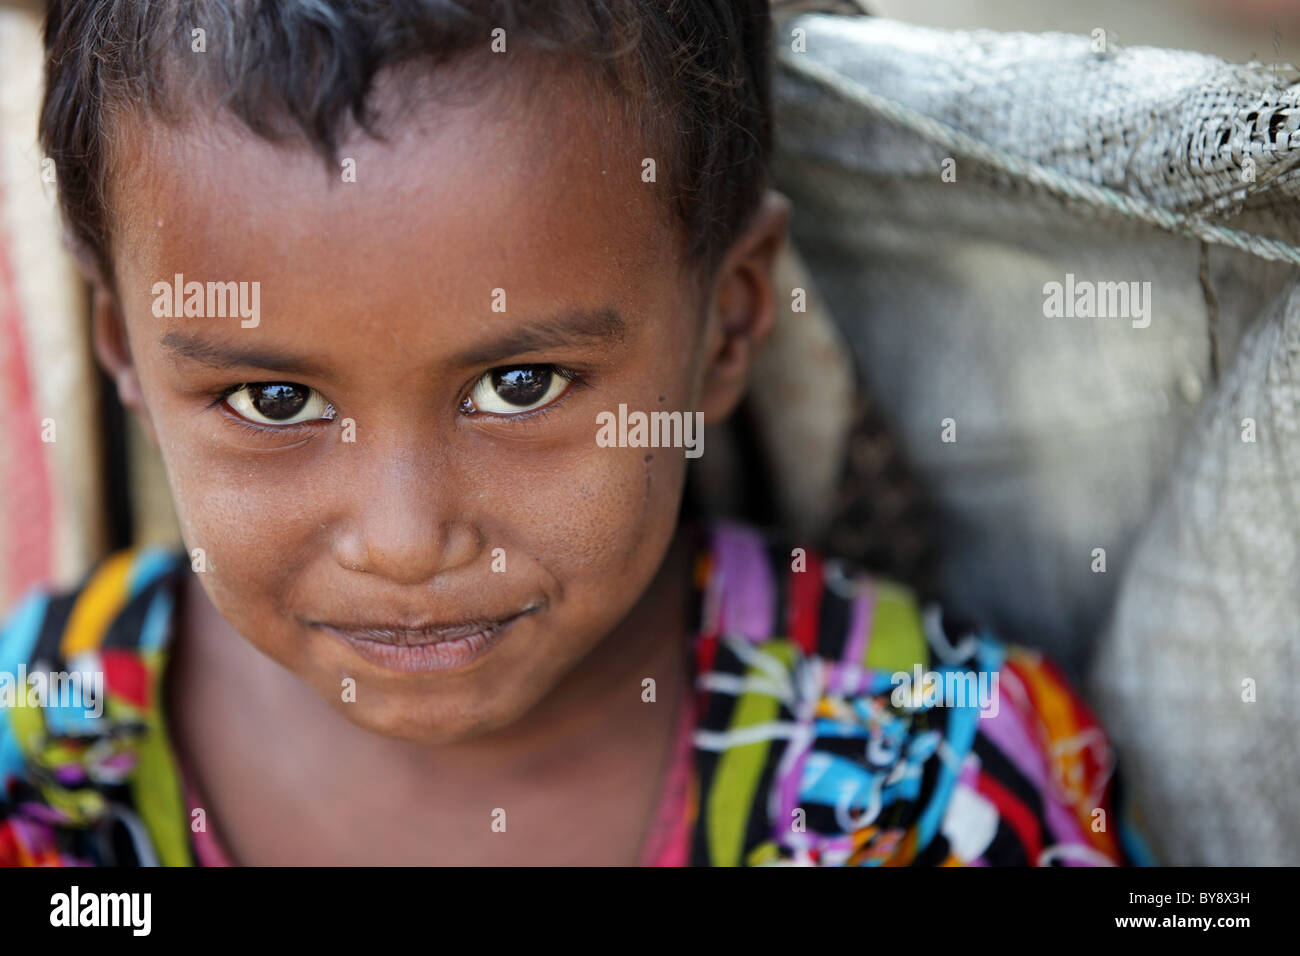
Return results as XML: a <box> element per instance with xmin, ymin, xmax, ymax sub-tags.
<box><xmin>129</xmin><ymin>547</ymin><xmax>183</xmax><ymax>599</ymax></box>
<box><xmin>42</xmin><ymin>664</ymin><xmax>104</xmax><ymax>736</ymax></box>
<box><xmin>812</xmin><ymin>719</ymin><xmax>870</xmax><ymax>739</ymax></box>
<box><xmin>913</xmin><ymin>701</ymin><xmax>975</xmax><ymax>851</ymax></box>
<box><xmin>138</xmin><ymin>588</ymin><xmax>176</xmax><ymax>653</ymax></box>
<box><xmin>0</xmin><ymin>591</ymin><xmax>51</xmax><ymax>785</ymax></box>
<box><xmin>799</xmin><ymin>752</ymin><xmax>884</xmax><ymax>810</ymax></box>
<box><xmin>862</xmin><ymin>671</ymin><xmax>898</xmax><ymax>696</ymax></box>
<box><xmin>1118</xmin><ymin>795</ymin><xmax>1160</xmax><ymax>866</ymax></box>
<box><xmin>913</xmin><ymin>637</ymin><xmax>1005</xmax><ymax>851</ymax></box>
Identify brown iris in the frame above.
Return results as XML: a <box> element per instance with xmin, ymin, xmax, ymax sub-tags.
<box><xmin>490</xmin><ymin>366</ymin><xmax>552</xmax><ymax>406</ymax></box>
<box><xmin>249</xmin><ymin>383</ymin><xmax>309</xmax><ymax>420</ymax></box>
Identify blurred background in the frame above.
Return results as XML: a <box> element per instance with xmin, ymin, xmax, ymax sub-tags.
<box><xmin>875</xmin><ymin>0</ymin><xmax>1300</xmax><ymax>63</ymax></box>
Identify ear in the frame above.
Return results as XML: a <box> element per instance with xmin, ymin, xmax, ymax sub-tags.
<box><xmin>90</xmin><ymin>280</ymin><xmax>157</xmax><ymax>444</ymax></box>
<box><xmin>696</xmin><ymin>190</ymin><xmax>791</xmax><ymax>425</ymax></box>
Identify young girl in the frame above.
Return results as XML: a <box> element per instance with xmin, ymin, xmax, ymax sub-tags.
<box><xmin>1</xmin><ymin>0</ymin><xmax>1146</xmax><ymax>866</ymax></box>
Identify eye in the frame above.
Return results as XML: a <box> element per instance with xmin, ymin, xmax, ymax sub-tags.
<box><xmin>465</xmin><ymin>365</ymin><xmax>575</xmax><ymax>415</ymax></box>
<box><xmin>224</xmin><ymin>383</ymin><xmax>335</xmax><ymax>426</ymax></box>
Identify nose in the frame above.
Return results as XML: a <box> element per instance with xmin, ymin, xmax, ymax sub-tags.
<box><xmin>331</xmin><ymin>439</ymin><xmax>482</xmax><ymax>585</ymax></box>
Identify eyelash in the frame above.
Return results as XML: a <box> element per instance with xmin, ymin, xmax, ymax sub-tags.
<box><xmin>205</xmin><ymin>386</ymin><xmax>325</xmax><ymax>437</ymax></box>
<box><xmin>461</xmin><ymin>365</ymin><xmax>588</xmax><ymax>421</ymax></box>
<box><xmin>206</xmin><ymin>364</ymin><xmax>590</xmax><ymax>431</ymax></box>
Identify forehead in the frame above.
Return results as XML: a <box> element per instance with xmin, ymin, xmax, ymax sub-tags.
<box><xmin>107</xmin><ymin>60</ymin><xmax>683</xmax><ymax>330</ymax></box>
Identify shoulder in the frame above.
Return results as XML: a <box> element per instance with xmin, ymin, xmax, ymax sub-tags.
<box><xmin>0</xmin><ymin>546</ymin><xmax>188</xmax><ymax>694</ymax></box>
<box><xmin>0</xmin><ymin>546</ymin><xmax>189</xmax><ymax>865</ymax></box>
<box><xmin>691</xmin><ymin>520</ymin><xmax>1139</xmax><ymax>866</ymax></box>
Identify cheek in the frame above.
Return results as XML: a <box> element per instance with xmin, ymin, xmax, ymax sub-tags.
<box><xmin>470</xmin><ymin>432</ymin><xmax>685</xmax><ymax>606</ymax></box>
<box><xmin>146</xmin><ymin>405</ymin><xmax>315</xmax><ymax>635</ymax></box>
<box><xmin>521</xmin><ymin>443</ymin><xmax>684</xmax><ymax>565</ymax></box>
<box><xmin>156</xmin><ymin>436</ymin><xmax>281</xmax><ymax>548</ymax></box>
<box><xmin>467</xmin><ymin>431</ymin><xmax>691</xmax><ymax>647</ymax></box>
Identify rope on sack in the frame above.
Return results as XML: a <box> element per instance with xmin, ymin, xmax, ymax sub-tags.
<box><xmin>779</xmin><ymin>50</ymin><xmax>1300</xmax><ymax>267</ymax></box>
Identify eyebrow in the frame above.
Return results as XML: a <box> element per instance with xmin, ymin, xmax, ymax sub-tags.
<box><xmin>160</xmin><ymin>331</ymin><xmax>330</xmax><ymax>376</ymax></box>
<box><xmin>159</xmin><ymin>307</ymin><xmax>627</xmax><ymax>375</ymax></box>
<box><xmin>448</xmin><ymin>307</ymin><xmax>627</xmax><ymax>367</ymax></box>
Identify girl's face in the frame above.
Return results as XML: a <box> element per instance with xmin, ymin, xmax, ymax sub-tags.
<box><xmin>97</xmin><ymin>67</ymin><xmax>784</xmax><ymax>745</ymax></box>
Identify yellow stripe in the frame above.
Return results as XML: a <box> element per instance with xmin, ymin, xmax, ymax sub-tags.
<box><xmin>1008</xmin><ymin>649</ymin><xmax>1077</xmax><ymax>743</ymax></box>
<box><xmin>61</xmin><ymin>551</ymin><xmax>135</xmax><ymax>658</ymax></box>
<box><xmin>863</xmin><ymin>581</ymin><xmax>927</xmax><ymax>674</ymax></box>
<box><xmin>127</xmin><ymin>649</ymin><xmax>195</xmax><ymax>867</ymax></box>
<box><xmin>1007</xmin><ymin>649</ymin><xmax>1112</xmax><ymax>846</ymax></box>
<box><xmin>707</xmin><ymin>639</ymin><xmax>796</xmax><ymax>867</ymax></box>
<box><xmin>8</xmin><ymin>699</ymin><xmax>43</xmax><ymax>757</ymax></box>
<box><xmin>745</xmin><ymin>841</ymin><xmax>781</xmax><ymax>866</ymax></box>
<box><xmin>884</xmin><ymin>826</ymin><xmax>919</xmax><ymax>865</ymax></box>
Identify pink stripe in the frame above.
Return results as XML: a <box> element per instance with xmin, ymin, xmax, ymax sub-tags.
<box><xmin>820</xmin><ymin>836</ymin><xmax>856</xmax><ymax>854</ymax></box>
<box><xmin>710</xmin><ymin>522</ymin><xmax>775</xmax><ymax>642</ymax></box>
<box><xmin>824</xmin><ymin>662</ymin><xmax>887</xmax><ymax>697</ymax></box>
<box><xmin>1042</xmin><ymin>794</ymin><xmax>1091</xmax><ymax>857</ymax></box>
<box><xmin>177</xmin><ymin>760</ymin><xmax>234</xmax><ymax>866</ymax></box>
<box><xmin>975</xmin><ymin>701</ymin><xmax>1047</xmax><ymax>788</ymax></box>
<box><xmin>959</xmin><ymin>755</ymin><xmax>980</xmax><ymax>789</ymax></box>
<box><xmin>839</xmin><ymin>588</ymin><xmax>875</xmax><ymax>693</ymax></box>
<box><xmin>0</xmin><ymin>184</ymin><xmax>53</xmax><ymax>600</ymax></box>
<box><xmin>976</xmin><ymin>696</ymin><xmax>1090</xmax><ymax>848</ymax></box>
<box><xmin>957</xmin><ymin>757</ymin><xmax>991</xmax><ymax>865</ymax></box>
<box><xmin>777</xmin><ymin>733</ymin><xmax>813</xmax><ymax>846</ymax></box>
<box><xmin>639</xmin><ymin>686</ymin><xmax>696</xmax><ymax>867</ymax></box>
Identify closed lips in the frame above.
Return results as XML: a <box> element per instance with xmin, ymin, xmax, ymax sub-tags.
<box><xmin>311</xmin><ymin>608</ymin><xmax>534</xmax><ymax>645</ymax></box>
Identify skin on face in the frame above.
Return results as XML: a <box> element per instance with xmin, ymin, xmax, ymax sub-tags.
<box><xmin>93</xmin><ymin>57</ymin><xmax>788</xmax><ymax>753</ymax></box>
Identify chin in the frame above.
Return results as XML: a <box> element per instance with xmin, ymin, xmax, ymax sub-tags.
<box><xmin>336</xmin><ymin>693</ymin><xmax>520</xmax><ymax>747</ymax></box>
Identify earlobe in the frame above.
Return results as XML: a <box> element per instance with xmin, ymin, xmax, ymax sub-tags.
<box><xmin>697</xmin><ymin>190</ymin><xmax>792</xmax><ymax>424</ymax></box>
<box><xmin>90</xmin><ymin>284</ymin><xmax>155</xmax><ymax>441</ymax></box>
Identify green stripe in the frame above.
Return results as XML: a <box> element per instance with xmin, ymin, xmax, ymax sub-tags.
<box><xmin>127</xmin><ymin>649</ymin><xmax>195</xmax><ymax>867</ymax></box>
<box><xmin>863</xmin><ymin>581</ymin><xmax>927</xmax><ymax>674</ymax></box>
<box><xmin>706</xmin><ymin>639</ymin><xmax>796</xmax><ymax>867</ymax></box>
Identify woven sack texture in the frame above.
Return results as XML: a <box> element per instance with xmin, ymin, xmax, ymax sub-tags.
<box><xmin>1090</xmin><ymin>280</ymin><xmax>1300</xmax><ymax>865</ymax></box>
<box><xmin>771</xmin><ymin>14</ymin><xmax>1300</xmax><ymax>676</ymax></box>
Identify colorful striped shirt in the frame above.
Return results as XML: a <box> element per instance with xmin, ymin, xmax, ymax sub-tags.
<box><xmin>0</xmin><ymin>520</ymin><xmax>1152</xmax><ymax>865</ymax></box>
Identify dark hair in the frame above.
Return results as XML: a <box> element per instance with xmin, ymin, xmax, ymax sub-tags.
<box><xmin>39</xmin><ymin>0</ymin><xmax>773</xmax><ymax>290</ymax></box>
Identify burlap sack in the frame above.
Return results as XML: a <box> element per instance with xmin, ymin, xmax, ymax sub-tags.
<box><xmin>771</xmin><ymin>13</ymin><xmax>1300</xmax><ymax>677</ymax></box>
<box><xmin>769</xmin><ymin>11</ymin><xmax>1300</xmax><ymax>862</ymax></box>
<box><xmin>1090</xmin><ymin>281</ymin><xmax>1300</xmax><ymax>865</ymax></box>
